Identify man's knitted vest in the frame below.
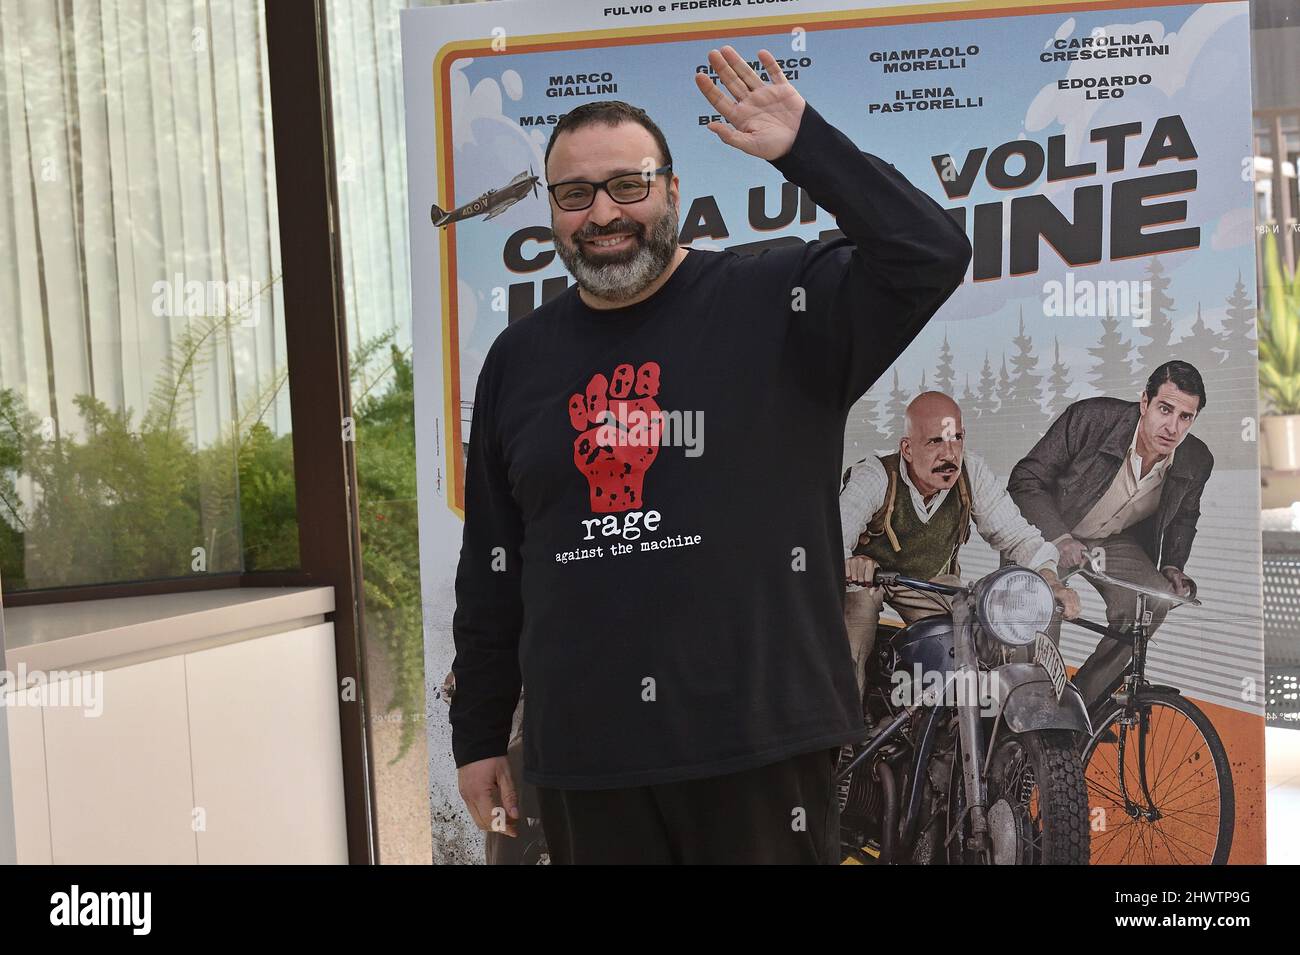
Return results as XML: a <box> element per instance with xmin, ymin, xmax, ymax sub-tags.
<box><xmin>848</xmin><ymin>452</ymin><xmax>972</xmax><ymax>580</ymax></box>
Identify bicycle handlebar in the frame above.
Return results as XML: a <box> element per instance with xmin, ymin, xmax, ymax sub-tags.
<box><xmin>1060</xmin><ymin>565</ymin><xmax>1201</xmax><ymax>608</ymax></box>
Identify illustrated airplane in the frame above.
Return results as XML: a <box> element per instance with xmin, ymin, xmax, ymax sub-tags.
<box><xmin>431</xmin><ymin>168</ymin><xmax>540</xmax><ymax>227</ymax></box>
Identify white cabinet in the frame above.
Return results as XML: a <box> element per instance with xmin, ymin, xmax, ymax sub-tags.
<box><xmin>4</xmin><ymin>609</ymin><xmax>345</xmax><ymax>864</ymax></box>
<box><xmin>42</xmin><ymin>658</ymin><xmax>197</xmax><ymax>864</ymax></box>
<box><xmin>186</xmin><ymin>623</ymin><xmax>347</xmax><ymax>864</ymax></box>
<box><xmin>1</xmin><ymin>694</ymin><xmax>49</xmax><ymax>864</ymax></box>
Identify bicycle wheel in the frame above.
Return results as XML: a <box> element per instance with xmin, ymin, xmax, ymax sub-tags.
<box><xmin>1083</xmin><ymin>692</ymin><xmax>1234</xmax><ymax>865</ymax></box>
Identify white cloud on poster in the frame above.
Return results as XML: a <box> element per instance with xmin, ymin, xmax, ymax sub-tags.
<box><xmin>458</xmin><ymin>278</ymin><xmax>515</xmax><ymax>394</ymax></box>
<box><xmin>448</xmin><ymin>58</ymin><xmax>547</xmax><ymax>220</ymax></box>
<box><xmin>502</xmin><ymin>69</ymin><xmax>523</xmax><ymax>101</ymax></box>
<box><xmin>1050</xmin><ymin>18</ymin><xmax>1077</xmax><ymax>46</ymax></box>
<box><xmin>1210</xmin><ymin>205</ymin><xmax>1255</xmax><ymax>251</ymax></box>
<box><xmin>1025</xmin><ymin>5</ymin><xmax>1244</xmax><ymax>161</ymax></box>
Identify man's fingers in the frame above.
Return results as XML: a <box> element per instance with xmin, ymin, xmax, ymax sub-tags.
<box><xmin>708</xmin><ymin>47</ymin><xmax>749</xmax><ymax>100</ymax></box>
<box><xmin>845</xmin><ymin>558</ymin><xmax>874</xmax><ymax>584</ymax></box>
<box><xmin>694</xmin><ymin>72</ymin><xmax>737</xmax><ymax>122</ymax></box>
<box><xmin>705</xmin><ymin>121</ymin><xmax>745</xmax><ymax>150</ymax></box>
<box><xmin>497</xmin><ymin>762</ymin><xmax>521</xmax><ymax>820</ymax></box>
<box><xmin>460</xmin><ymin>776</ymin><xmax>513</xmax><ymax>835</ymax></box>
<box><xmin>756</xmin><ymin>48</ymin><xmax>790</xmax><ymax>85</ymax></box>
<box><xmin>474</xmin><ymin>787</ymin><xmax>518</xmax><ymax>838</ymax></box>
<box><xmin>465</xmin><ymin>789</ymin><xmax>493</xmax><ymax>832</ymax></box>
<box><xmin>722</xmin><ymin>44</ymin><xmax>764</xmax><ymax>90</ymax></box>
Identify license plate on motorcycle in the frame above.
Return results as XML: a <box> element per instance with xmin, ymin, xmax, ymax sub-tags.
<box><xmin>1034</xmin><ymin>633</ymin><xmax>1067</xmax><ymax>701</ymax></box>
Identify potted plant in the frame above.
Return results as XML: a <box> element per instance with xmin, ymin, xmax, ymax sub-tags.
<box><xmin>1260</xmin><ymin>234</ymin><xmax>1300</xmax><ymax>470</ymax></box>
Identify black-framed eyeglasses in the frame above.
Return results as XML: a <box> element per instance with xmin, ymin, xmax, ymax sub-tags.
<box><xmin>547</xmin><ymin>165</ymin><xmax>672</xmax><ymax>211</ymax></box>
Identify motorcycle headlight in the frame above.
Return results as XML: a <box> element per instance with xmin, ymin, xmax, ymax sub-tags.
<box><xmin>975</xmin><ymin>566</ymin><xmax>1055</xmax><ymax>648</ymax></box>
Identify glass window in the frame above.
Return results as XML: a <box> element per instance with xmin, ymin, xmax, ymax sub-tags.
<box><xmin>0</xmin><ymin>0</ymin><xmax>298</xmax><ymax>592</ymax></box>
<box><xmin>324</xmin><ymin>0</ymin><xmax>444</xmax><ymax>865</ymax></box>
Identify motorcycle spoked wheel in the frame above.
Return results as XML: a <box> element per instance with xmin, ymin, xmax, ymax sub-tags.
<box><xmin>947</xmin><ymin>729</ymin><xmax>1090</xmax><ymax>865</ymax></box>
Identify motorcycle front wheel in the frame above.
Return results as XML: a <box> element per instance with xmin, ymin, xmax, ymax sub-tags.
<box><xmin>948</xmin><ymin>729</ymin><xmax>1090</xmax><ymax>865</ymax></box>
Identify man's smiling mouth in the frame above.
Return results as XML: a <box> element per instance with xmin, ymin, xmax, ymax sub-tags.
<box><xmin>586</xmin><ymin>234</ymin><xmax>635</xmax><ymax>249</ymax></box>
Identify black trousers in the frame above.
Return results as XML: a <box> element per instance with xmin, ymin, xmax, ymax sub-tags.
<box><xmin>536</xmin><ymin>748</ymin><xmax>842</xmax><ymax>865</ymax></box>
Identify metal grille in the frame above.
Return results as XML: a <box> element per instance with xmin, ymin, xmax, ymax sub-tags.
<box><xmin>1264</xmin><ymin>557</ymin><xmax>1300</xmax><ymax>666</ymax></box>
<box><xmin>1267</xmin><ymin>667</ymin><xmax>1300</xmax><ymax>730</ymax></box>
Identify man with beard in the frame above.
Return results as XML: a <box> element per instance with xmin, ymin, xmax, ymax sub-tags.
<box><xmin>451</xmin><ymin>46</ymin><xmax>971</xmax><ymax>864</ymax></box>
<box><xmin>840</xmin><ymin>392</ymin><xmax>1080</xmax><ymax>699</ymax></box>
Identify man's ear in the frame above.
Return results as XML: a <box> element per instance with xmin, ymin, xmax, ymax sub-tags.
<box><xmin>899</xmin><ymin>438</ymin><xmax>912</xmax><ymax>463</ymax></box>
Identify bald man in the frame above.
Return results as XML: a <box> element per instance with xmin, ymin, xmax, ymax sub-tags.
<box><xmin>839</xmin><ymin>392</ymin><xmax>1080</xmax><ymax>698</ymax></box>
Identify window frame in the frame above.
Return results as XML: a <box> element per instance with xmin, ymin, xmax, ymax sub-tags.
<box><xmin>0</xmin><ymin>0</ymin><xmax>377</xmax><ymax>865</ymax></box>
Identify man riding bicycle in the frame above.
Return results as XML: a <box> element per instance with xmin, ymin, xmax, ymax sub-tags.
<box><xmin>1007</xmin><ymin>360</ymin><xmax>1212</xmax><ymax>715</ymax></box>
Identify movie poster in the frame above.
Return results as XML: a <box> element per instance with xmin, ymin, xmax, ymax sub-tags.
<box><xmin>402</xmin><ymin>0</ymin><xmax>1263</xmax><ymax>863</ymax></box>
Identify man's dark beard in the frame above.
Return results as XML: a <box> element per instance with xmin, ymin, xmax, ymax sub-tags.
<box><xmin>554</xmin><ymin>202</ymin><xmax>680</xmax><ymax>304</ymax></box>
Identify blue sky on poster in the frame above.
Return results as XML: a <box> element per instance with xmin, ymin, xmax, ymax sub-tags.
<box><xmin>437</xmin><ymin>2</ymin><xmax>1253</xmax><ymax>409</ymax></box>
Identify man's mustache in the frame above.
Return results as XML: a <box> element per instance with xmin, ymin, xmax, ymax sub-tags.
<box><xmin>932</xmin><ymin>463</ymin><xmax>959</xmax><ymax>473</ymax></box>
<box><xmin>577</xmin><ymin>220</ymin><xmax>644</xmax><ymax>242</ymax></box>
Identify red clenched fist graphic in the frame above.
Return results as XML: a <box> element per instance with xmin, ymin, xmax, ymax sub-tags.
<box><xmin>568</xmin><ymin>362</ymin><xmax>662</xmax><ymax>513</ymax></box>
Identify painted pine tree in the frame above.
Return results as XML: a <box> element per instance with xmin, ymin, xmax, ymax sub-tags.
<box><xmin>1179</xmin><ymin>302</ymin><xmax>1227</xmax><ymax>371</ymax></box>
<box><xmin>1088</xmin><ymin>314</ymin><xmax>1139</xmax><ymax>399</ymax></box>
<box><xmin>1136</xmin><ymin>256</ymin><xmax>1177</xmax><ymax>378</ymax></box>
<box><xmin>990</xmin><ymin>353</ymin><xmax>1021</xmax><ymax>459</ymax></box>
<box><xmin>997</xmin><ymin>353</ymin><xmax>1011</xmax><ymax>407</ymax></box>
<box><xmin>1217</xmin><ymin>272</ymin><xmax>1261</xmax><ymax>468</ymax></box>
<box><xmin>976</xmin><ymin>352</ymin><xmax>998</xmax><ymax>418</ymax></box>
<box><xmin>935</xmin><ymin>333</ymin><xmax>956</xmax><ymax>397</ymax></box>
<box><xmin>1006</xmin><ymin>310</ymin><xmax>1047</xmax><ymax>437</ymax></box>
<box><xmin>883</xmin><ymin>366</ymin><xmax>909</xmax><ymax>442</ymax></box>
<box><xmin>844</xmin><ymin>384</ymin><xmax>892</xmax><ymax>465</ymax></box>
<box><xmin>1047</xmin><ymin>337</ymin><xmax>1074</xmax><ymax>420</ymax></box>
<box><xmin>1221</xmin><ymin>270</ymin><xmax>1258</xmax><ymax>358</ymax></box>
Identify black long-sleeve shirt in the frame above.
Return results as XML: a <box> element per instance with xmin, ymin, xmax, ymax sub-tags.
<box><xmin>450</xmin><ymin>102</ymin><xmax>972</xmax><ymax>789</ymax></box>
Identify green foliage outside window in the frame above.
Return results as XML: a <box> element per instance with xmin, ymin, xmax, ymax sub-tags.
<box><xmin>1260</xmin><ymin>233</ymin><xmax>1300</xmax><ymax>416</ymax></box>
<box><xmin>0</xmin><ymin>312</ymin><xmax>425</xmax><ymax>761</ymax></box>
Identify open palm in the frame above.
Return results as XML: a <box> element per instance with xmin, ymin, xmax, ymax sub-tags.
<box><xmin>694</xmin><ymin>46</ymin><xmax>806</xmax><ymax>161</ymax></box>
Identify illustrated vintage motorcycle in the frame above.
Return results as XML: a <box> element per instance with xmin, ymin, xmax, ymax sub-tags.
<box><xmin>837</xmin><ymin>564</ymin><xmax>1093</xmax><ymax>865</ymax></box>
